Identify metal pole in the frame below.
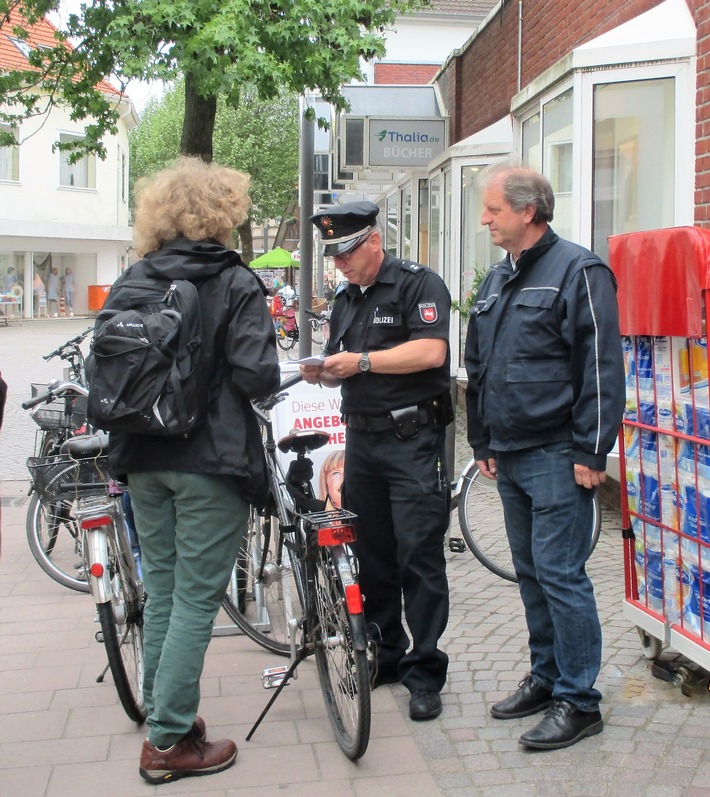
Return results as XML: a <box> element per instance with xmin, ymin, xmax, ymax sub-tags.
<box><xmin>299</xmin><ymin>102</ymin><xmax>314</xmax><ymax>357</ymax></box>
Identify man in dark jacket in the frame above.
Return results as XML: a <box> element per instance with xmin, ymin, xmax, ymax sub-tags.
<box><xmin>107</xmin><ymin>158</ymin><xmax>281</xmax><ymax>784</ymax></box>
<box><xmin>465</xmin><ymin>162</ymin><xmax>624</xmax><ymax>750</ymax></box>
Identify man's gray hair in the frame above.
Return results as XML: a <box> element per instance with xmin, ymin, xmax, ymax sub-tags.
<box><xmin>478</xmin><ymin>159</ymin><xmax>555</xmax><ymax>224</ymax></box>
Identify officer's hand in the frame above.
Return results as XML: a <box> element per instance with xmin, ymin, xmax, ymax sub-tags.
<box><xmin>574</xmin><ymin>463</ymin><xmax>606</xmax><ymax>489</ymax></box>
<box><xmin>321</xmin><ymin>352</ymin><xmax>360</xmax><ymax>380</ymax></box>
<box><xmin>300</xmin><ymin>364</ymin><xmax>323</xmax><ymax>384</ymax></box>
<box><xmin>477</xmin><ymin>458</ymin><xmax>497</xmax><ymax>480</ymax></box>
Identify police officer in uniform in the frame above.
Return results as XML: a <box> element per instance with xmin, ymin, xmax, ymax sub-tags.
<box><xmin>300</xmin><ymin>201</ymin><xmax>452</xmax><ymax>721</ymax></box>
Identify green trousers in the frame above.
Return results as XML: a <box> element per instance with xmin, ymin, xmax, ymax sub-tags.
<box><xmin>127</xmin><ymin>471</ymin><xmax>248</xmax><ymax>748</ymax></box>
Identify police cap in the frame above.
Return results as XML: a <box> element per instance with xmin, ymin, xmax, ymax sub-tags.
<box><xmin>310</xmin><ymin>201</ymin><xmax>379</xmax><ymax>257</ymax></box>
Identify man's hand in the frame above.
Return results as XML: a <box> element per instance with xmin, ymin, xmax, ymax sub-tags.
<box><xmin>476</xmin><ymin>458</ymin><xmax>497</xmax><ymax>480</ymax></box>
<box><xmin>300</xmin><ymin>364</ymin><xmax>324</xmax><ymax>384</ymax></box>
<box><xmin>574</xmin><ymin>463</ymin><xmax>606</xmax><ymax>489</ymax></box>
<box><xmin>321</xmin><ymin>352</ymin><xmax>361</xmax><ymax>380</ymax></box>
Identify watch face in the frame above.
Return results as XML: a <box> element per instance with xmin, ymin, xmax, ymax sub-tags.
<box><xmin>358</xmin><ymin>354</ymin><xmax>370</xmax><ymax>372</ymax></box>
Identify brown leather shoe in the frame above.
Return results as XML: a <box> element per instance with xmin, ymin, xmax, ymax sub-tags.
<box><xmin>187</xmin><ymin>716</ymin><xmax>206</xmax><ymax>741</ymax></box>
<box><xmin>139</xmin><ymin>736</ymin><xmax>237</xmax><ymax>784</ymax></box>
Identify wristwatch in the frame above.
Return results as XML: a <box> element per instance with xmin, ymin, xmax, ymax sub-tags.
<box><xmin>358</xmin><ymin>352</ymin><xmax>371</xmax><ymax>372</ymax></box>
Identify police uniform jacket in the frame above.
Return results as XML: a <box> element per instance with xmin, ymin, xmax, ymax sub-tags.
<box><xmin>106</xmin><ymin>237</ymin><xmax>281</xmax><ymax>507</ymax></box>
<box><xmin>464</xmin><ymin>227</ymin><xmax>625</xmax><ymax>472</ymax></box>
<box><xmin>325</xmin><ymin>252</ymin><xmax>451</xmax><ymax>415</ymax></box>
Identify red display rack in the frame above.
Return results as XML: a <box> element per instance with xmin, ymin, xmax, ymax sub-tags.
<box><xmin>609</xmin><ymin>227</ymin><xmax>710</xmax><ymax>672</ymax></box>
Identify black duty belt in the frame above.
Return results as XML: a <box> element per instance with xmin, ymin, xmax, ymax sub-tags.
<box><xmin>343</xmin><ymin>405</ymin><xmax>430</xmax><ymax>433</ymax></box>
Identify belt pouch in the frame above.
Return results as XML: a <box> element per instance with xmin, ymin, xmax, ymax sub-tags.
<box><xmin>389</xmin><ymin>405</ymin><xmax>420</xmax><ymax>439</ymax></box>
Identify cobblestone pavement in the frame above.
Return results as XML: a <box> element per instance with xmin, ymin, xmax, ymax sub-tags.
<box><xmin>1</xmin><ymin>318</ymin><xmax>710</xmax><ymax>796</ymax></box>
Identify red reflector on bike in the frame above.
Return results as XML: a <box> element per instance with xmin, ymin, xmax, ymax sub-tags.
<box><xmin>89</xmin><ymin>563</ymin><xmax>104</xmax><ymax>578</ymax></box>
<box><xmin>317</xmin><ymin>525</ymin><xmax>357</xmax><ymax>546</ymax></box>
<box><xmin>81</xmin><ymin>516</ymin><xmax>112</xmax><ymax>529</ymax></box>
<box><xmin>344</xmin><ymin>584</ymin><xmax>363</xmax><ymax>614</ymax></box>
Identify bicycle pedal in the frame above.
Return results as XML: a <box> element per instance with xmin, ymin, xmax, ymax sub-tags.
<box><xmin>261</xmin><ymin>666</ymin><xmax>289</xmax><ymax>689</ymax></box>
<box><xmin>449</xmin><ymin>537</ymin><xmax>467</xmax><ymax>553</ymax></box>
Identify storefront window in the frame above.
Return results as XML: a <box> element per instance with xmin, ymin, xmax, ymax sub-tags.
<box><xmin>418</xmin><ymin>179</ymin><xmax>429</xmax><ymax>265</ymax></box>
<box><xmin>402</xmin><ymin>184</ymin><xmax>412</xmax><ymax>261</ymax></box>
<box><xmin>386</xmin><ymin>192</ymin><xmax>399</xmax><ymax>255</ymax></box>
<box><xmin>429</xmin><ymin>174</ymin><xmax>441</xmax><ymax>271</ymax></box>
<box><xmin>522</xmin><ymin>112</ymin><xmax>541</xmax><ymax>172</ymax></box>
<box><xmin>592</xmin><ymin>78</ymin><xmax>674</xmax><ymax>263</ymax></box>
<box><xmin>543</xmin><ymin>89</ymin><xmax>573</xmax><ymax>241</ymax></box>
<box><xmin>460</xmin><ymin>164</ymin><xmax>500</xmax><ymax>367</ymax></box>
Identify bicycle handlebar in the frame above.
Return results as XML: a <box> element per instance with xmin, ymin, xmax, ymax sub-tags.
<box><xmin>42</xmin><ymin>326</ymin><xmax>93</xmax><ymax>362</ymax></box>
<box><xmin>22</xmin><ymin>379</ymin><xmax>89</xmax><ymax>410</ymax></box>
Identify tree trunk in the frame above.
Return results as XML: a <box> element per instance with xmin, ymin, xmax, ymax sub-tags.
<box><xmin>238</xmin><ymin>218</ymin><xmax>254</xmax><ymax>263</ymax></box>
<box><xmin>181</xmin><ymin>73</ymin><xmax>217</xmax><ymax>162</ymax></box>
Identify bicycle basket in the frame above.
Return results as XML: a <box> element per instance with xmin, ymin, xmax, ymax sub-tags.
<box><xmin>30</xmin><ymin>384</ymin><xmax>87</xmax><ymax>430</ymax></box>
<box><xmin>26</xmin><ymin>454</ymin><xmax>109</xmax><ymax>501</ymax></box>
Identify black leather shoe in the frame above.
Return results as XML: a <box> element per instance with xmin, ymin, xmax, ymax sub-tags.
<box><xmin>519</xmin><ymin>700</ymin><xmax>603</xmax><ymax>750</ymax></box>
<box><xmin>409</xmin><ymin>690</ymin><xmax>442</xmax><ymax>721</ymax></box>
<box><xmin>490</xmin><ymin>675</ymin><xmax>553</xmax><ymax>719</ymax></box>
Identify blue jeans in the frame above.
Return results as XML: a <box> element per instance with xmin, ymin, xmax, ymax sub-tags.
<box><xmin>495</xmin><ymin>443</ymin><xmax>602</xmax><ymax>712</ymax></box>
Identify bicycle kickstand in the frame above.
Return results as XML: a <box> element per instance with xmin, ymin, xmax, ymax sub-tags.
<box><xmin>246</xmin><ymin>648</ymin><xmax>309</xmax><ymax>742</ymax></box>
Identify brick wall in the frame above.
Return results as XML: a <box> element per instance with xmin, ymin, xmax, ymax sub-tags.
<box><xmin>438</xmin><ymin>0</ymin><xmax>663</xmax><ymax>142</ymax></box>
<box><xmin>374</xmin><ymin>63</ymin><xmax>441</xmax><ymax>85</ymax></box>
<box><xmin>692</xmin><ymin>0</ymin><xmax>710</xmax><ymax>226</ymax></box>
<box><xmin>436</xmin><ymin>0</ymin><xmax>710</xmax><ymax>228</ymax></box>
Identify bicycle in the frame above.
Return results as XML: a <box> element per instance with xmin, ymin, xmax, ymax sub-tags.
<box><xmin>450</xmin><ymin>456</ymin><xmax>602</xmax><ymax>583</ymax></box>
<box><xmin>304</xmin><ymin>308</ymin><xmax>331</xmax><ymax>347</ymax></box>
<box><xmin>28</xmin><ymin>326</ymin><xmax>92</xmax><ymax>457</ymax></box>
<box><xmin>23</xmin><ymin>378</ymin><xmax>95</xmax><ymax>592</ymax></box>
<box><xmin>25</xmin><ymin>429</ymin><xmax>146</xmax><ymax>723</ymax></box>
<box><xmin>273</xmin><ymin>308</ymin><xmax>331</xmax><ymax>351</ymax></box>
<box><xmin>221</xmin><ymin>373</ymin><xmax>371</xmax><ymax>760</ymax></box>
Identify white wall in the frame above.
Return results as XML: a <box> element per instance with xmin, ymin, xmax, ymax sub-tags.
<box><xmin>0</xmin><ymin>97</ymin><xmax>132</xmax><ymax>228</ymax></box>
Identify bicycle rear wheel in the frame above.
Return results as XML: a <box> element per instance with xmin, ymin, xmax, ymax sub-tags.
<box><xmin>222</xmin><ymin>508</ymin><xmax>301</xmax><ymax>655</ymax></box>
<box><xmin>312</xmin><ymin>545</ymin><xmax>370</xmax><ymax>760</ymax></box>
<box><xmin>457</xmin><ymin>460</ymin><xmax>602</xmax><ymax>583</ymax></box>
<box><xmin>96</xmin><ymin>529</ymin><xmax>146</xmax><ymax>723</ymax></box>
<box><xmin>276</xmin><ymin>330</ymin><xmax>297</xmax><ymax>351</ymax></box>
<box><xmin>310</xmin><ymin>320</ymin><xmax>324</xmax><ymax>346</ymax></box>
<box><xmin>26</xmin><ymin>489</ymin><xmax>90</xmax><ymax>593</ymax></box>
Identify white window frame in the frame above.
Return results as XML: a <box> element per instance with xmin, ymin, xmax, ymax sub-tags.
<box><xmin>58</xmin><ymin>131</ymin><xmax>97</xmax><ymax>190</ymax></box>
<box><xmin>0</xmin><ymin>123</ymin><xmax>20</xmax><ymax>182</ymax></box>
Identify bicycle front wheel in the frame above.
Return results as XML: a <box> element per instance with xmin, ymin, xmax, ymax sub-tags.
<box><xmin>26</xmin><ymin>490</ymin><xmax>90</xmax><ymax>593</ymax></box>
<box><xmin>457</xmin><ymin>461</ymin><xmax>602</xmax><ymax>583</ymax></box>
<box><xmin>222</xmin><ymin>508</ymin><xmax>302</xmax><ymax>656</ymax></box>
<box><xmin>312</xmin><ymin>545</ymin><xmax>370</xmax><ymax>760</ymax></box>
<box><xmin>96</xmin><ymin>529</ymin><xmax>146</xmax><ymax>723</ymax></box>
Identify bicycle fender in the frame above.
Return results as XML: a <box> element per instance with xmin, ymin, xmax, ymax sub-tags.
<box><xmin>83</xmin><ymin>528</ymin><xmax>113</xmax><ymax>603</ymax></box>
<box><xmin>332</xmin><ymin>546</ymin><xmax>368</xmax><ymax>652</ymax></box>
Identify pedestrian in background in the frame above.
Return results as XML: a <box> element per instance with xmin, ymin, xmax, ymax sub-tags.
<box><xmin>301</xmin><ymin>201</ymin><xmax>453</xmax><ymax>722</ymax></box>
<box><xmin>465</xmin><ymin>161</ymin><xmax>624</xmax><ymax>750</ymax></box>
<box><xmin>107</xmin><ymin>156</ymin><xmax>280</xmax><ymax>783</ymax></box>
<box><xmin>47</xmin><ymin>267</ymin><xmax>60</xmax><ymax>316</ymax></box>
<box><xmin>63</xmin><ymin>267</ymin><xmax>75</xmax><ymax>316</ymax></box>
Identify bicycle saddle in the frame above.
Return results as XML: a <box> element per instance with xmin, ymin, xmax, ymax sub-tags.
<box><xmin>60</xmin><ymin>433</ymin><xmax>110</xmax><ymax>459</ymax></box>
<box><xmin>277</xmin><ymin>429</ymin><xmax>330</xmax><ymax>455</ymax></box>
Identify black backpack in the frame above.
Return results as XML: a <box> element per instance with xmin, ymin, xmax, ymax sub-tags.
<box><xmin>87</xmin><ymin>273</ymin><xmax>210</xmax><ymax>437</ymax></box>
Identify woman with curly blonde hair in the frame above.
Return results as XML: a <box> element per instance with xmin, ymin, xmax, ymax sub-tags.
<box><xmin>108</xmin><ymin>156</ymin><xmax>281</xmax><ymax>784</ymax></box>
